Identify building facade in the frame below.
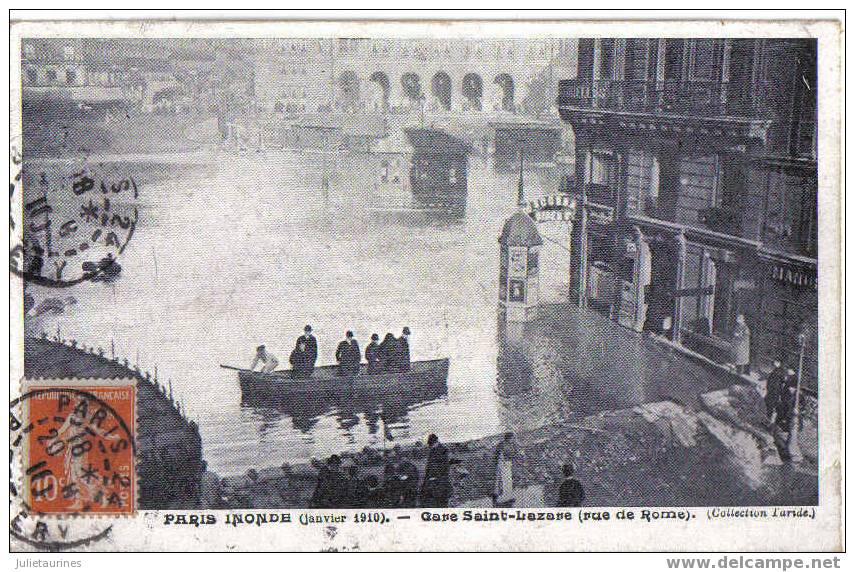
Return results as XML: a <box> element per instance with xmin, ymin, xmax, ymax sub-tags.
<box><xmin>254</xmin><ymin>38</ymin><xmax>576</xmax><ymax>117</ymax></box>
<box><xmin>558</xmin><ymin>38</ymin><xmax>818</xmax><ymax>389</ymax></box>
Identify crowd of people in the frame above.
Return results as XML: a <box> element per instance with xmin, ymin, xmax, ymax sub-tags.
<box><xmin>310</xmin><ymin>433</ymin><xmax>456</xmax><ymax>508</ymax></box>
<box><xmin>249</xmin><ymin>325</ymin><xmax>412</xmax><ymax>378</ymax></box>
<box><xmin>308</xmin><ymin>433</ymin><xmax>586</xmax><ymax>509</ymax></box>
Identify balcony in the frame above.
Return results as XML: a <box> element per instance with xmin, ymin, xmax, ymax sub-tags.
<box><xmin>558</xmin><ymin>79</ymin><xmax>772</xmax><ymax>145</ymax></box>
<box><xmin>558</xmin><ymin>79</ymin><xmax>761</xmax><ymax>118</ymax></box>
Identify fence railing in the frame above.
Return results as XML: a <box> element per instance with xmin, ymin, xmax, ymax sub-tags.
<box><xmin>558</xmin><ymin>79</ymin><xmax>762</xmax><ymax>117</ymax></box>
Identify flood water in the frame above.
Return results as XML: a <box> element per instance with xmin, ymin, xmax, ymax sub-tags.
<box><xmin>24</xmin><ymin>147</ymin><xmax>574</xmax><ymax>476</ymax></box>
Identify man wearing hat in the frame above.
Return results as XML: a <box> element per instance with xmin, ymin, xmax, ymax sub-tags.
<box><xmin>297</xmin><ymin>324</ymin><xmax>318</xmax><ymax>371</ymax></box>
<box><xmin>365</xmin><ymin>333</ymin><xmax>382</xmax><ymax>374</ymax></box>
<box><xmin>557</xmin><ymin>462</ymin><xmax>585</xmax><ymax>507</ymax></box>
<box><xmin>396</xmin><ymin>327</ymin><xmax>411</xmax><ymax>372</ymax></box>
<box><xmin>335</xmin><ymin>331</ymin><xmax>361</xmax><ymax>377</ymax></box>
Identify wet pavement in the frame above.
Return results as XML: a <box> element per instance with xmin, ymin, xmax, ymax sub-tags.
<box><xmin>495</xmin><ymin>303</ymin><xmax>739</xmax><ymax>434</ymax></box>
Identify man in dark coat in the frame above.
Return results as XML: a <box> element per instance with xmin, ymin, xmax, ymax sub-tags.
<box><xmin>290</xmin><ymin>340</ymin><xmax>314</xmax><ymax>378</ymax></box>
<box><xmin>310</xmin><ymin>455</ymin><xmax>348</xmax><ymax>508</ymax></box>
<box><xmin>764</xmin><ymin>359</ymin><xmax>788</xmax><ymax>422</ymax></box>
<box><xmin>344</xmin><ymin>465</ymin><xmax>368</xmax><ymax>508</ymax></box>
<box><xmin>557</xmin><ymin>463</ymin><xmax>585</xmax><ymax>507</ymax></box>
<box><xmin>365</xmin><ymin>333</ymin><xmax>382</xmax><ymax>374</ymax></box>
<box><xmin>776</xmin><ymin>368</ymin><xmax>798</xmax><ymax>432</ymax></box>
<box><xmin>378</xmin><ymin>333</ymin><xmax>398</xmax><ymax>372</ymax></box>
<box><xmin>420</xmin><ymin>434</ymin><xmax>452</xmax><ymax>507</ymax></box>
<box><xmin>395</xmin><ymin>327</ymin><xmax>411</xmax><ymax>372</ymax></box>
<box><xmin>335</xmin><ymin>331</ymin><xmax>361</xmax><ymax>377</ymax></box>
<box><xmin>297</xmin><ymin>325</ymin><xmax>318</xmax><ymax>370</ymax></box>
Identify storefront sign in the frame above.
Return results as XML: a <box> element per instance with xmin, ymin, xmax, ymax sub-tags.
<box><xmin>770</xmin><ymin>264</ymin><xmax>817</xmax><ymax>288</ymax></box>
<box><xmin>586</xmin><ymin>202</ymin><xmax>615</xmax><ymax>225</ymax></box>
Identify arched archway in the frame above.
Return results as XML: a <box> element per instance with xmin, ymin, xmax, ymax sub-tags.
<box><xmin>369</xmin><ymin>71</ymin><xmax>390</xmax><ymax>111</ymax></box>
<box><xmin>431</xmin><ymin>72</ymin><xmax>452</xmax><ymax>111</ymax></box>
<box><xmin>462</xmin><ymin>73</ymin><xmax>483</xmax><ymax>111</ymax></box>
<box><xmin>151</xmin><ymin>86</ymin><xmax>184</xmax><ymax>111</ymax></box>
<box><xmin>337</xmin><ymin>71</ymin><xmax>360</xmax><ymax>110</ymax></box>
<box><xmin>494</xmin><ymin>73</ymin><xmax>515</xmax><ymax>112</ymax></box>
<box><xmin>401</xmin><ymin>72</ymin><xmax>424</xmax><ymax>103</ymax></box>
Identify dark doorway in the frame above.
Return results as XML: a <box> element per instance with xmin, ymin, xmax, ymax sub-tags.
<box><xmin>462</xmin><ymin>73</ymin><xmax>483</xmax><ymax>110</ymax></box>
<box><xmin>431</xmin><ymin>72</ymin><xmax>452</xmax><ymax>111</ymax></box>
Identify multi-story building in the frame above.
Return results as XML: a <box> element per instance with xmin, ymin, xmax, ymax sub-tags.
<box><xmin>254</xmin><ymin>38</ymin><xmax>575</xmax><ymax>117</ymax></box>
<box><xmin>558</xmin><ymin>38</ymin><xmax>817</xmax><ymax>389</ymax></box>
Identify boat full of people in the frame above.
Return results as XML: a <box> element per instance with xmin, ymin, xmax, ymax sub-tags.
<box><xmin>221</xmin><ymin>325</ymin><xmax>450</xmax><ymax>400</ymax></box>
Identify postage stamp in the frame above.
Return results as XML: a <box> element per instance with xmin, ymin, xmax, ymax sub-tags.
<box><xmin>14</xmin><ymin>380</ymin><xmax>137</xmax><ymax>516</ymax></box>
<box><xmin>7</xmin><ymin>12</ymin><xmax>844</xmax><ymax>554</ymax></box>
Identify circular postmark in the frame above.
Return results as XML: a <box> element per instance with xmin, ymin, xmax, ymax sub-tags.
<box><xmin>10</xmin><ymin>154</ymin><xmax>139</xmax><ymax>288</ymax></box>
<box><xmin>10</xmin><ymin>386</ymin><xmax>137</xmax><ymax>551</ymax></box>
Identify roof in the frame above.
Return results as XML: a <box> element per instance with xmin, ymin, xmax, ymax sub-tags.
<box><xmin>499</xmin><ymin>211</ymin><xmax>543</xmax><ymax>247</ymax></box>
<box><xmin>404</xmin><ymin>128</ymin><xmax>470</xmax><ymax>155</ymax></box>
<box><xmin>372</xmin><ymin>128</ymin><xmax>412</xmax><ymax>154</ymax></box>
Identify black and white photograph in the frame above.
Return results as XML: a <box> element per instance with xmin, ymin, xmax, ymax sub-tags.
<box><xmin>8</xmin><ymin>12</ymin><xmax>843</xmax><ymax>554</ymax></box>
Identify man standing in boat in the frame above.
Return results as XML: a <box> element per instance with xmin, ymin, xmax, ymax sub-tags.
<box><xmin>335</xmin><ymin>331</ymin><xmax>361</xmax><ymax>377</ymax></box>
<box><xmin>365</xmin><ymin>333</ymin><xmax>382</xmax><ymax>374</ymax></box>
<box><xmin>289</xmin><ymin>339</ymin><xmax>314</xmax><ymax>379</ymax></box>
<box><xmin>249</xmin><ymin>345</ymin><xmax>279</xmax><ymax>374</ymax></box>
<box><xmin>396</xmin><ymin>327</ymin><xmax>411</xmax><ymax>371</ymax></box>
<box><xmin>297</xmin><ymin>325</ymin><xmax>318</xmax><ymax>371</ymax></box>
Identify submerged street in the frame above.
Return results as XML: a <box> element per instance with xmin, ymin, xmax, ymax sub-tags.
<box><xmin>25</xmin><ymin>147</ymin><xmax>761</xmax><ymax>481</ymax></box>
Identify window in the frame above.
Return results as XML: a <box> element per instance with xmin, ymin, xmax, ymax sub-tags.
<box><xmin>24</xmin><ymin>44</ymin><xmax>35</xmax><ymax>59</ymax></box>
<box><xmin>25</xmin><ymin>68</ymin><xmax>37</xmax><ymax>84</ymax></box>
<box><xmin>63</xmin><ymin>46</ymin><xmax>74</xmax><ymax>60</ymax></box>
<box><xmin>589</xmin><ymin>151</ymin><xmax>617</xmax><ymax>187</ymax></box>
<box><xmin>66</xmin><ymin>69</ymin><xmax>77</xmax><ymax>85</ymax></box>
<box><xmin>45</xmin><ymin>70</ymin><xmax>57</xmax><ymax>84</ymax></box>
<box><xmin>664</xmin><ymin>39</ymin><xmax>685</xmax><ymax>81</ymax></box>
<box><xmin>689</xmin><ymin>39</ymin><xmax>716</xmax><ymax>81</ymax></box>
<box><xmin>625</xmin><ymin>39</ymin><xmax>649</xmax><ymax>81</ymax></box>
<box><xmin>598</xmin><ymin>39</ymin><xmax>615</xmax><ymax>80</ymax></box>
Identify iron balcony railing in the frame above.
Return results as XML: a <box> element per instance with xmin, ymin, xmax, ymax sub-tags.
<box><xmin>558</xmin><ymin>79</ymin><xmax>763</xmax><ymax>118</ymax></box>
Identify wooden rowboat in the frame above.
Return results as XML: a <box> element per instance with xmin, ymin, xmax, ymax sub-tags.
<box><xmin>222</xmin><ymin>358</ymin><xmax>450</xmax><ymax>401</ymax></box>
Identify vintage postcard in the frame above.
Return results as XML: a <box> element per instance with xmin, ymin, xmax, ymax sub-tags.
<box><xmin>7</xmin><ymin>14</ymin><xmax>843</xmax><ymax>553</ymax></box>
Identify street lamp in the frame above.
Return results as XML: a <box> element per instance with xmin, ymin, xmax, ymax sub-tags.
<box><xmin>787</xmin><ymin>323</ymin><xmax>809</xmax><ymax>463</ymax></box>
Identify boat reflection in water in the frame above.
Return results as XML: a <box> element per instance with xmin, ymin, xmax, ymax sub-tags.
<box><xmin>240</xmin><ymin>379</ymin><xmax>449</xmax><ymax>439</ymax></box>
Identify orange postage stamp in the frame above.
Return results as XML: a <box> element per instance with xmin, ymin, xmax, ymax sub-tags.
<box><xmin>18</xmin><ymin>379</ymin><xmax>137</xmax><ymax>516</ymax></box>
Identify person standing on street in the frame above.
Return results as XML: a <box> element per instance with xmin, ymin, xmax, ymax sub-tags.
<box><xmin>492</xmin><ymin>432</ymin><xmax>522</xmax><ymax>507</ymax></box>
<box><xmin>557</xmin><ymin>463</ymin><xmax>585</xmax><ymax>507</ymax></box>
<box><xmin>764</xmin><ymin>358</ymin><xmax>788</xmax><ymax>423</ymax></box>
<box><xmin>420</xmin><ymin>434</ymin><xmax>452</xmax><ymax>507</ymax></box>
<box><xmin>776</xmin><ymin>367</ymin><xmax>799</xmax><ymax>433</ymax></box>
<box><xmin>732</xmin><ymin>314</ymin><xmax>752</xmax><ymax>376</ymax></box>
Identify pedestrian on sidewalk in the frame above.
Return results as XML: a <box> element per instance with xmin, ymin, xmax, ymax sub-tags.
<box><xmin>420</xmin><ymin>434</ymin><xmax>452</xmax><ymax>507</ymax></box>
<box><xmin>492</xmin><ymin>432</ymin><xmax>522</xmax><ymax>507</ymax></box>
<box><xmin>731</xmin><ymin>314</ymin><xmax>752</xmax><ymax>376</ymax></box>
<box><xmin>764</xmin><ymin>358</ymin><xmax>788</xmax><ymax>423</ymax></box>
<box><xmin>776</xmin><ymin>367</ymin><xmax>798</xmax><ymax>433</ymax></box>
<box><xmin>557</xmin><ymin>463</ymin><xmax>585</xmax><ymax>507</ymax></box>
